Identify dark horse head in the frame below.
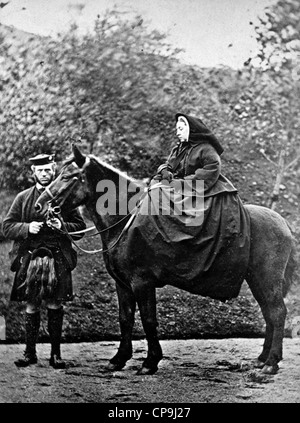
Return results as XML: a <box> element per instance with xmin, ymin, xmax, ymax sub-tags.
<box><xmin>35</xmin><ymin>143</ymin><xmax>144</xmax><ymax>221</ymax></box>
<box><xmin>35</xmin><ymin>144</ymin><xmax>94</xmax><ymax>217</ymax></box>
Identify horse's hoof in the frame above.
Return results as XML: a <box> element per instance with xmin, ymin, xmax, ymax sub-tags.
<box><xmin>253</xmin><ymin>359</ymin><xmax>265</xmax><ymax>369</ymax></box>
<box><xmin>136</xmin><ymin>366</ymin><xmax>158</xmax><ymax>376</ymax></box>
<box><xmin>106</xmin><ymin>362</ymin><xmax>125</xmax><ymax>372</ymax></box>
<box><xmin>261</xmin><ymin>364</ymin><xmax>279</xmax><ymax>375</ymax></box>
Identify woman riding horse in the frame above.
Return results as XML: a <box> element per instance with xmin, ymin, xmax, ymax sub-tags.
<box><xmin>147</xmin><ymin>113</ymin><xmax>251</xmax><ymax>300</ymax></box>
<box><xmin>34</xmin><ymin>116</ymin><xmax>296</xmax><ymax>376</ymax></box>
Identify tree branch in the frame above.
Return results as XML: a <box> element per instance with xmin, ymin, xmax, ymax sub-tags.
<box><xmin>269</xmin><ymin>149</ymin><xmax>285</xmax><ymax>210</ymax></box>
<box><xmin>259</xmin><ymin>149</ymin><xmax>277</xmax><ymax>166</ymax></box>
<box><xmin>284</xmin><ymin>153</ymin><xmax>300</xmax><ymax>171</ymax></box>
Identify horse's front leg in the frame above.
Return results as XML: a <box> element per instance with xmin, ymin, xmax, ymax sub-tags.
<box><xmin>133</xmin><ymin>278</ymin><xmax>163</xmax><ymax>375</ymax></box>
<box><xmin>107</xmin><ymin>282</ymin><xmax>136</xmax><ymax>371</ymax></box>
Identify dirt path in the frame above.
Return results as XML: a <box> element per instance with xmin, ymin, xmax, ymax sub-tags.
<box><xmin>0</xmin><ymin>337</ymin><xmax>299</xmax><ymax>404</ymax></box>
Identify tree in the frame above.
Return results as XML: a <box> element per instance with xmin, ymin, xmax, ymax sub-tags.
<box><xmin>0</xmin><ymin>12</ymin><xmax>180</xmax><ymax>188</ymax></box>
<box><xmin>0</xmin><ymin>11</ymin><xmax>234</xmax><ymax>190</ymax></box>
<box><xmin>252</xmin><ymin>0</ymin><xmax>300</xmax><ymax>209</ymax></box>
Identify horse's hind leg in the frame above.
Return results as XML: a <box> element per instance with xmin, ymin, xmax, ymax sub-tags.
<box><xmin>247</xmin><ymin>271</ymin><xmax>287</xmax><ymax>374</ymax></box>
<box><xmin>262</xmin><ymin>288</ymin><xmax>286</xmax><ymax>374</ymax></box>
<box><xmin>107</xmin><ymin>283</ymin><xmax>136</xmax><ymax>371</ymax></box>
<box><xmin>246</xmin><ymin>274</ymin><xmax>274</xmax><ymax>367</ymax></box>
<box><xmin>133</xmin><ymin>278</ymin><xmax>163</xmax><ymax>375</ymax></box>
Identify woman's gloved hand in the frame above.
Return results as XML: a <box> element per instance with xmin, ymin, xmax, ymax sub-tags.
<box><xmin>160</xmin><ymin>169</ymin><xmax>173</xmax><ymax>182</ymax></box>
<box><xmin>152</xmin><ymin>164</ymin><xmax>173</xmax><ymax>182</ymax></box>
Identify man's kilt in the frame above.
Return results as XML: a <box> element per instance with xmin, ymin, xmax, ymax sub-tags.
<box><xmin>10</xmin><ymin>240</ymin><xmax>74</xmax><ymax>302</ymax></box>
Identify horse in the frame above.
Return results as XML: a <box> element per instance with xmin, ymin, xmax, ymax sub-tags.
<box><xmin>35</xmin><ymin>144</ymin><xmax>297</xmax><ymax>376</ymax></box>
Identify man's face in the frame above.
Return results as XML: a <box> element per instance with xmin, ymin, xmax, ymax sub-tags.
<box><xmin>32</xmin><ymin>164</ymin><xmax>56</xmax><ymax>186</ymax></box>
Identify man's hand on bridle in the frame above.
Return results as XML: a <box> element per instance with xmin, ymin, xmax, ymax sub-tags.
<box><xmin>46</xmin><ymin>217</ymin><xmax>62</xmax><ymax>230</ymax></box>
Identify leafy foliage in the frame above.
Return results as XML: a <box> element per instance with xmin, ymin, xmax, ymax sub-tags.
<box><xmin>0</xmin><ymin>5</ymin><xmax>299</xmax><ymax>215</ymax></box>
<box><xmin>251</xmin><ymin>0</ymin><xmax>300</xmax><ymax>161</ymax></box>
<box><xmin>0</xmin><ymin>11</ymin><xmax>240</xmax><ymax>190</ymax></box>
<box><xmin>255</xmin><ymin>0</ymin><xmax>300</xmax><ymax>71</ymax></box>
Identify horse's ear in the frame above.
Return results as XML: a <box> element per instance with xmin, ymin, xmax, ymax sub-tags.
<box><xmin>72</xmin><ymin>143</ymin><xmax>86</xmax><ymax>168</ymax></box>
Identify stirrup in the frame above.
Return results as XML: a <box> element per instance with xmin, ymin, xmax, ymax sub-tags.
<box><xmin>49</xmin><ymin>354</ymin><xmax>66</xmax><ymax>369</ymax></box>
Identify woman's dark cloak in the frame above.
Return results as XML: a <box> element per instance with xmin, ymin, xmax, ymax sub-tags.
<box><xmin>125</xmin><ymin>113</ymin><xmax>250</xmax><ymax>301</ymax></box>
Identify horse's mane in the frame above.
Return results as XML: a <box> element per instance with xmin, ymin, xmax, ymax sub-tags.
<box><xmin>89</xmin><ymin>154</ymin><xmax>141</xmax><ymax>186</ymax></box>
<box><xmin>61</xmin><ymin>154</ymin><xmax>142</xmax><ymax>186</ymax></box>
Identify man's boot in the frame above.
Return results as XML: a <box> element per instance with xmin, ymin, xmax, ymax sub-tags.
<box><xmin>48</xmin><ymin>307</ymin><xmax>66</xmax><ymax>369</ymax></box>
<box><xmin>15</xmin><ymin>312</ymin><xmax>40</xmax><ymax>367</ymax></box>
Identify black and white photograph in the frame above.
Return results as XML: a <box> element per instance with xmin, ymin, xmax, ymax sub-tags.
<box><xmin>0</xmin><ymin>0</ymin><xmax>299</xmax><ymax>407</ymax></box>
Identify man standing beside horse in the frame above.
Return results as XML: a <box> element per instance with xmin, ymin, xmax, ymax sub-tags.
<box><xmin>3</xmin><ymin>153</ymin><xmax>86</xmax><ymax>369</ymax></box>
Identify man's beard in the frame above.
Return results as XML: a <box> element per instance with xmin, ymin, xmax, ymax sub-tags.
<box><xmin>34</xmin><ymin>174</ymin><xmax>54</xmax><ymax>186</ymax></box>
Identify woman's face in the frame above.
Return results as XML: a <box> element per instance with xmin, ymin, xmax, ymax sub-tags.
<box><xmin>176</xmin><ymin>118</ymin><xmax>189</xmax><ymax>142</ymax></box>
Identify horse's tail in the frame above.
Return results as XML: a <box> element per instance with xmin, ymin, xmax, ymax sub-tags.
<box><xmin>283</xmin><ymin>231</ymin><xmax>298</xmax><ymax>297</ymax></box>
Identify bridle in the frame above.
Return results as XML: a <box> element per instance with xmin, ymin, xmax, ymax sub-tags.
<box><xmin>44</xmin><ymin>157</ymin><xmax>145</xmax><ymax>254</ymax></box>
<box><xmin>44</xmin><ymin>157</ymin><xmax>92</xmax><ymax>219</ymax></box>
<box><xmin>45</xmin><ymin>176</ymin><xmax>80</xmax><ymax>218</ymax></box>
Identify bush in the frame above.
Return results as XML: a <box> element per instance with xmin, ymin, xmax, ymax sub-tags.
<box><xmin>0</xmin><ymin>12</ymin><xmax>244</xmax><ymax>189</ymax></box>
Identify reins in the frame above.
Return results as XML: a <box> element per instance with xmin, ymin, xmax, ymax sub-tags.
<box><xmin>67</xmin><ymin>211</ymin><xmax>136</xmax><ymax>237</ymax></box>
<box><xmin>44</xmin><ymin>156</ymin><xmax>153</xmax><ymax>254</ymax></box>
<box><xmin>44</xmin><ymin>157</ymin><xmax>165</xmax><ymax>254</ymax></box>
<box><xmin>49</xmin><ymin>196</ymin><xmax>144</xmax><ymax>254</ymax></box>
<box><xmin>64</xmin><ymin>182</ymin><xmax>166</xmax><ymax>238</ymax></box>
<box><xmin>63</xmin><ymin>183</ymin><xmax>164</xmax><ymax>253</ymax></box>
